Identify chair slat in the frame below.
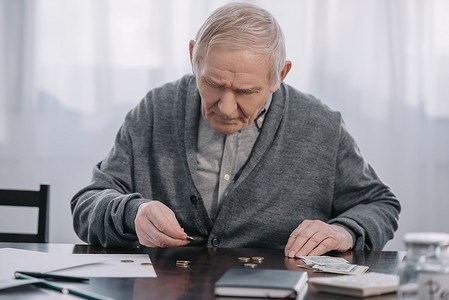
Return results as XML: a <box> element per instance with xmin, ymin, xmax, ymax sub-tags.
<box><xmin>0</xmin><ymin>184</ymin><xmax>50</xmax><ymax>243</ymax></box>
<box><xmin>0</xmin><ymin>190</ymin><xmax>39</xmax><ymax>206</ymax></box>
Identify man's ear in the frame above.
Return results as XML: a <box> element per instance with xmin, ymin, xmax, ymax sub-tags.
<box><xmin>189</xmin><ymin>40</ymin><xmax>195</xmax><ymax>74</ymax></box>
<box><xmin>280</xmin><ymin>61</ymin><xmax>292</xmax><ymax>83</ymax></box>
<box><xmin>270</xmin><ymin>60</ymin><xmax>292</xmax><ymax>93</ymax></box>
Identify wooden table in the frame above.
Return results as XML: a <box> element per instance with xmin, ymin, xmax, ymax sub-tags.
<box><xmin>0</xmin><ymin>243</ymin><xmax>404</xmax><ymax>299</ymax></box>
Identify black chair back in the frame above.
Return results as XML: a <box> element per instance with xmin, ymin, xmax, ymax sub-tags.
<box><xmin>0</xmin><ymin>184</ymin><xmax>50</xmax><ymax>243</ymax></box>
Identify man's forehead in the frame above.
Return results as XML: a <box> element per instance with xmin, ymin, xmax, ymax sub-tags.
<box><xmin>199</xmin><ymin>62</ymin><xmax>270</xmax><ymax>88</ymax></box>
<box><xmin>202</xmin><ymin>74</ymin><xmax>264</xmax><ymax>91</ymax></box>
<box><xmin>203</xmin><ymin>47</ymin><xmax>269</xmax><ymax>69</ymax></box>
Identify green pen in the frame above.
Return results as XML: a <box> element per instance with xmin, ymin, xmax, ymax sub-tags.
<box><xmin>14</xmin><ymin>272</ymin><xmax>114</xmax><ymax>300</ymax></box>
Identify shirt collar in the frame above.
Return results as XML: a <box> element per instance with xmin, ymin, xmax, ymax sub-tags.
<box><xmin>254</xmin><ymin>93</ymin><xmax>273</xmax><ymax>130</ymax></box>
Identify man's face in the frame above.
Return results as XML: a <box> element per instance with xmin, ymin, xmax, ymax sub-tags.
<box><xmin>194</xmin><ymin>47</ymin><xmax>279</xmax><ymax>134</ymax></box>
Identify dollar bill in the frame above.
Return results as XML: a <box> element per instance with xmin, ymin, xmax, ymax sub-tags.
<box><xmin>299</xmin><ymin>256</ymin><xmax>349</xmax><ymax>265</ymax></box>
<box><xmin>297</xmin><ymin>264</ymin><xmax>315</xmax><ymax>270</ymax></box>
<box><xmin>298</xmin><ymin>256</ymin><xmax>369</xmax><ymax>275</ymax></box>
<box><xmin>313</xmin><ymin>263</ymin><xmax>369</xmax><ymax>275</ymax></box>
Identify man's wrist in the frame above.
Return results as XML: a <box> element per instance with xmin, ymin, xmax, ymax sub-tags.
<box><xmin>125</xmin><ymin>199</ymin><xmax>150</xmax><ymax>233</ymax></box>
<box><xmin>332</xmin><ymin>224</ymin><xmax>354</xmax><ymax>251</ymax></box>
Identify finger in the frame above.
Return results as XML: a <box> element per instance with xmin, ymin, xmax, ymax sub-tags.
<box><xmin>141</xmin><ymin>222</ymin><xmax>189</xmax><ymax>247</ymax></box>
<box><xmin>306</xmin><ymin>238</ymin><xmax>335</xmax><ymax>256</ymax></box>
<box><xmin>286</xmin><ymin>220</ymin><xmax>331</xmax><ymax>257</ymax></box>
<box><xmin>149</xmin><ymin>212</ymin><xmax>185</xmax><ymax>240</ymax></box>
<box><xmin>284</xmin><ymin>220</ymin><xmax>312</xmax><ymax>256</ymax></box>
<box><xmin>285</xmin><ymin>221</ymin><xmax>315</xmax><ymax>257</ymax></box>
<box><xmin>135</xmin><ymin>202</ymin><xmax>188</xmax><ymax>247</ymax></box>
<box><xmin>295</xmin><ymin>227</ymin><xmax>327</xmax><ymax>257</ymax></box>
<box><xmin>145</xmin><ymin>202</ymin><xmax>186</xmax><ymax>239</ymax></box>
<box><xmin>293</xmin><ymin>224</ymin><xmax>347</xmax><ymax>256</ymax></box>
<box><xmin>137</xmin><ymin>215</ymin><xmax>188</xmax><ymax>247</ymax></box>
<box><xmin>135</xmin><ymin>213</ymin><xmax>160</xmax><ymax>247</ymax></box>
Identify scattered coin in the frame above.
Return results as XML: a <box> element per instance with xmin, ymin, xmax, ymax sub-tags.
<box><xmin>252</xmin><ymin>256</ymin><xmax>264</xmax><ymax>263</ymax></box>
<box><xmin>176</xmin><ymin>260</ymin><xmax>191</xmax><ymax>268</ymax></box>
<box><xmin>176</xmin><ymin>263</ymin><xmax>189</xmax><ymax>268</ymax></box>
<box><xmin>120</xmin><ymin>259</ymin><xmax>134</xmax><ymax>263</ymax></box>
<box><xmin>176</xmin><ymin>260</ymin><xmax>191</xmax><ymax>264</ymax></box>
<box><xmin>244</xmin><ymin>263</ymin><xmax>258</xmax><ymax>268</ymax></box>
<box><xmin>140</xmin><ymin>263</ymin><xmax>153</xmax><ymax>266</ymax></box>
<box><xmin>237</xmin><ymin>257</ymin><xmax>251</xmax><ymax>262</ymax></box>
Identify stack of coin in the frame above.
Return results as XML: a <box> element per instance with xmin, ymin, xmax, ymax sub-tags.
<box><xmin>237</xmin><ymin>257</ymin><xmax>251</xmax><ymax>262</ymax></box>
<box><xmin>237</xmin><ymin>256</ymin><xmax>265</xmax><ymax>268</ymax></box>
<box><xmin>252</xmin><ymin>256</ymin><xmax>264</xmax><ymax>263</ymax></box>
<box><xmin>176</xmin><ymin>260</ymin><xmax>191</xmax><ymax>268</ymax></box>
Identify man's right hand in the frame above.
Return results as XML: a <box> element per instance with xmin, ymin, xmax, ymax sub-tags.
<box><xmin>135</xmin><ymin>201</ymin><xmax>190</xmax><ymax>247</ymax></box>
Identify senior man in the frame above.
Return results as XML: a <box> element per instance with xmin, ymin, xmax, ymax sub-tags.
<box><xmin>71</xmin><ymin>3</ymin><xmax>400</xmax><ymax>257</ymax></box>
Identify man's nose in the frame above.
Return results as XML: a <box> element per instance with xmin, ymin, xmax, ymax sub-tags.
<box><xmin>218</xmin><ymin>90</ymin><xmax>237</xmax><ymax>117</ymax></box>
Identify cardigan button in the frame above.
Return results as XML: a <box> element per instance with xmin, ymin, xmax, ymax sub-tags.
<box><xmin>190</xmin><ymin>195</ymin><xmax>198</xmax><ymax>204</ymax></box>
<box><xmin>211</xmin><ymin>238</ymin><xmax>220</xmax><ymax>247</ymax></box>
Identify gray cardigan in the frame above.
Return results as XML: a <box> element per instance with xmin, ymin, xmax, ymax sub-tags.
<box><xmin>71</xmin><ymin>74</ymin><xmax>400</xmax><ymax>249</ymax></box>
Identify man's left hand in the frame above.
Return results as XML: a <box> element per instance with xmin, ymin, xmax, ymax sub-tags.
<box><xmin>284</xmin><ymin>220</ymin><xmax>353</xmax><ymax>257</ymax></box>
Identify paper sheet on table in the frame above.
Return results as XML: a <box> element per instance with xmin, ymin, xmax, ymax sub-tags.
<box><xmin>0</xmin><ymin>248</ymin><xmax>109</xmax><ymax>280</ymax></box>
<box><xmin>0</xmin><ymin>248</ymin><xmax>156</xmax><ymax>281</ymax></box>
<box><xmin>51</xmin><ymin>254</ymin><xmax>156</xmax><ymax>278</ymax></box>
<box><xmin>0</xmin><ymin>278</ymin><xmax>42</xmax><ymax>291</ymax></box>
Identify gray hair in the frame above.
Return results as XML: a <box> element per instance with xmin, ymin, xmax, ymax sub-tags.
<box><xmin>192</xmin><ymin>3</ymin><xmax>286</xmax><ymax>88</ymax></box>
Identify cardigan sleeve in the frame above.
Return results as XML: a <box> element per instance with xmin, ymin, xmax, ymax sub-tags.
<box><xmin>328</xmin><ymin>120</ymin><xmax>401</xmax><ymax>250</ymax></box>
<box><xmin>70</xmin><ymin>112</ymin><xmax>149</xmax><ymax>249</ymax></box>
<box><xmin>70</xmin><ymin>75</ymin><xmax>195</xmax><ymax>249</ymax></box>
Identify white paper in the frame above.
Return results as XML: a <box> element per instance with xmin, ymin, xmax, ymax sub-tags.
<box><xmin>0</xmin><ymin>248</ymin><xmax>109</xmax><ymax>280</ymax></box>
<box><xmin>0</xmin><ymin>278</ymin><xmax>41</xmax><ymax>291</ymax></box>
<box><xmin>52</xmin><ymin>254</ymin><xmax>156</xmax><ymax>278</ymax></box>
<box><xmin>0</xmin><ymin>248</ymin><xmax>156</xmax><ymax>280</ymax></box>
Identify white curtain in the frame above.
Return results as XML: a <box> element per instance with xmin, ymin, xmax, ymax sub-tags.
<box><xmin>1</xmin><ymin>0</ymin><xmax>448</xmax><ymax>250</ymax></box>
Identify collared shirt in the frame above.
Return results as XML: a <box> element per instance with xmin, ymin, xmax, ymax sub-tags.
<box><xmin>196</xmin><ymin>94</ymin><xmax>272</xmax><ymax>221</ymax></box>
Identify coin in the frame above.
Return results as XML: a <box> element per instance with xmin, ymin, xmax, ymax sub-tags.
<box><xmin>237</xmin><ymin>257</ymin><xmax>251</xmax><ymax>262</ymax></box>
<box><xmin>140</xmin><ymin>263</ymin><xmax>153</xmax><ymax>266</ymax></box>
<box><xmin>120</xmin><ymin>259</ymin><xmax>134</xmax><ymax>263</ymax></box>
<box><xmin>244</xmin><ymin>263</ymin><xmax>258</xmax><ymax>268</ymax></box>
<box><xmin>176</xmin><ymin>260</ymin><xmax>191</xmax><ymax>264</ymax></box>
<box><xmin>186</xmin><ymin>236</ymin><xmax>195</xmax><ymax>242</ymax></box>
<box><xmin>176</xmin><ymin>262</ymin><xmax>190</xmax><ymax>268</ymax></box>
<box><xmin>176</xmin><ymin>260</ymin><xmax>191</xmax><ymax>268</ymax></box>
<box><xmin>252</xmin><ymin>256</ymin><xmax>264</xmax><ymax>263</ymax></box>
